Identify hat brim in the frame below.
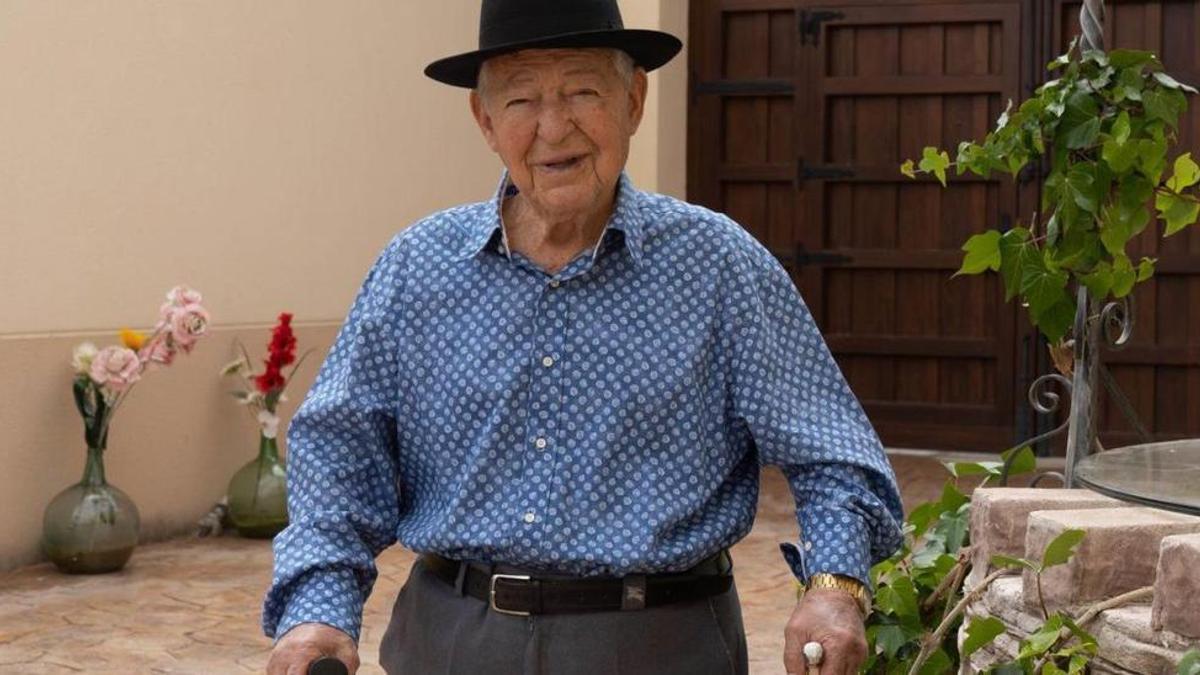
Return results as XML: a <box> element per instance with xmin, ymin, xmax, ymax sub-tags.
<box><xmin>424</xmin><ymin>29</ymin><xmax>683</xmax><ymax>88</ymax></box>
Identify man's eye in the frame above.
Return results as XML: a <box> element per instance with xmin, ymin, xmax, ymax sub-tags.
<box><xmin>572</xmin><ymin>89</ymin><xmax>599</xmax><ymax>97</ymax></box>
<box><xmin>506</xmin><ymin>98</ymin><xmax>530</xmax><ymax>108</ymax></box>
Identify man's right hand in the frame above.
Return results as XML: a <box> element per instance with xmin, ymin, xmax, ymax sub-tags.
<box><xmin>267</xmin><ymin>622</ymin><xmax>360</xmax><ymax>675</ymax></box>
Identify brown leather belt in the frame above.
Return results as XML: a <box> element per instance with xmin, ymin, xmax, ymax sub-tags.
<box><xmin>419</xmin><ymin>548</ymin><xmax>734</xmax><ymax>616</ymax></box>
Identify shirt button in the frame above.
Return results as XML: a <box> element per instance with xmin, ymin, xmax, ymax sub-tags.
<box><xmin>804</xmin><ymin>541</ymin><xmax>813</xmax><ymax>551</ymax></box>
<box><xmin>534</xmin><ymin>437</ymin><xmax>548</xmax><ymax>449</ymax></box>
<box><xmin>549</xmin><ymin>279</ymin><xmax>560</xmax><ymax>288</ymax></box>
<box><xmin>523</xmin><ymin>511</ymin><xmax>536</xmax><ymax>523</ymax></box>
<box><xmin>542</xmin><ymin>355</ymin><xmax>555</xmax><ymax>367</ymax></box>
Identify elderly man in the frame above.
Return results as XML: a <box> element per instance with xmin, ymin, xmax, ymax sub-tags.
<box><xmin>264</xmin><ymin>1</ymin><xmax>903</xmax><ymax>674</ymax></box>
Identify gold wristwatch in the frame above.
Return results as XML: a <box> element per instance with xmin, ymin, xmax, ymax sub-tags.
<box><xmin>799</xmin><ymin>573</ymin><xmax>871</xmax><ymax>617</ymax></box>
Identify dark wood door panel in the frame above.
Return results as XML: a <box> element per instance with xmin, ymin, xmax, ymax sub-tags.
<box><xmin>688</xmin><ymin>0</ymin><xmax>1030</xmax><ymax>451</ymax></box>
<box><xmin>795</xmin><ymin>1</ymin><xmax>1024</xmax><ymax>451</ymax></box>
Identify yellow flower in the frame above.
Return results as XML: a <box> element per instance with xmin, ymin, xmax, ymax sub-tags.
<box><xmin>120</xmin><ymin>328</ymin><xmax>147</xmax><ymax>351</ymax></box>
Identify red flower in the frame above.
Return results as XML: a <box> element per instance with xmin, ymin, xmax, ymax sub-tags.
<box><xmin>255</xmin><ymin>312</ymin><xmax>297</xmax><ymax>394</ymax></box>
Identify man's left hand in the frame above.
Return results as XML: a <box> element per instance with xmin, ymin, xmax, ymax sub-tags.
<box><xmin>783</xmin><ymin>588</ymin><xmax>869</xmax><ymax>675</ymax></box>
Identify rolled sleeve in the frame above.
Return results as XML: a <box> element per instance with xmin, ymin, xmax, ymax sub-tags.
<box><xmin>261</xmin><ymin>236</ymin><xmax>406</xmax><ymax>643</ymax></box>
<box><xmin>727</xmin><ymin>241</ymin><xmax>904</xmax><ymax>588</ymax></box>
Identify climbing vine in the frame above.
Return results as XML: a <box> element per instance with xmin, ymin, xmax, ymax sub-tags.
<box><xmin>901</xmin><ymin>38</ymin><xmax>1199</xmax><ymax>343</ymax></box>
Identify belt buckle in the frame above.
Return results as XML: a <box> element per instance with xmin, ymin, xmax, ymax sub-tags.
<box><xmin>489</xmin><ymin>573</ymin><xmax>532</xmax><ymax>616</ymax></box>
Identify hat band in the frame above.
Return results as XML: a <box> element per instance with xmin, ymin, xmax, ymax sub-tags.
<box><xmin>479</xmin><ymin>10</ymin><xmax>625</xmax><ymax>50</ymax></box>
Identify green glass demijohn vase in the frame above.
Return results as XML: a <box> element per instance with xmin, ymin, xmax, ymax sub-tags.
<box><xmin>227</xmin><ymin>430</ymin><xmax>288</xmax><ymax>538</ymax></box>
<box><xmin>42</xmin><ymin>430</ymin><xmax>141</xmax><ymax>574</ymax></box>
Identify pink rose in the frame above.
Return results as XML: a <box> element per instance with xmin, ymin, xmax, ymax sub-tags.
<box><xmin>167</xmin><ymin>303</ymin><xmax>210</xmax><ymax>353</ymax></box>
<box><xmin>165</xmin><ymin>285</ymin><xmax>203</xmax><ymax>308</ymax></box>
<box><xmin>158</xmin><ymin>285</ymin><xmax>204</xmax><ymax>323</ymax></box>
<box><xmin>89</xmin><ymin>346</ymin><xmax>142</xmax><ymax>391</ymax></box>
<box><xmin>138</xmin><ymin>332</ymin><xmax>176</xmax><ymax>367</ymax></box>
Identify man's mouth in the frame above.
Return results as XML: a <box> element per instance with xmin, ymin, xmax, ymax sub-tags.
<box><xmin>539</xmin><ymin>154</ymin><xmax>586</xmax><ymax>171</ymax></box>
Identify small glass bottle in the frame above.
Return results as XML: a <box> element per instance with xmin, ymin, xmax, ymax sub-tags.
<box><xmin>226</xmin><ymin>433</ymin><xmax>288</xmax><ymax>538</ymax></box>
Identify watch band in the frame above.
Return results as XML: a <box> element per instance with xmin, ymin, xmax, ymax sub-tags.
<box><xmin>800</xmin><ymin>573</ymin><xmax>871</xmax><ymax>617</ymax></box>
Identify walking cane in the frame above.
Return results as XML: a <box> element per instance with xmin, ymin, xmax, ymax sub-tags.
<box><xmin>307</xmin><ymin>655</ymin><xmax>349</xmax><ymax>675</ymax></box>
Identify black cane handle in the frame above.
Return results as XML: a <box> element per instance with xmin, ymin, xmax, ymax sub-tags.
<box><xmin>307</xmin><ymin>655</ymin><xmax>349</xmax><ymax>675</ymax></box>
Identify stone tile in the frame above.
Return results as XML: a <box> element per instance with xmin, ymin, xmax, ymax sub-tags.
<box><xmin>1151</xmin><ymin>533</ymin><xmax>1200</xmax><ymax>638</ymax></box>
<box><xmin>1024</xmin><ymin>507</ymin><xmax>1200</xmax><ymax>611</ymax></box>
<box><xmin>967</xmin><ymin>488</ymin><xmax>1126</xmax><ymax>587</ymax></box>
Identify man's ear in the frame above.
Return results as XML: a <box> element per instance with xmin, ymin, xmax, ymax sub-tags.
<box><xmin>626</xmin><ymin>68</ymin><xmax>649</xmax><ymax>135</ymax></box>
<box><xmin>470</xmin><ymin>90</ymin><xmax>501</xmax><ymax>153</ymax></box>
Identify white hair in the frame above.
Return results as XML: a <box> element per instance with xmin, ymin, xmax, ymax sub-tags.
<box><xmin>475</xmin><ymin>48</ymin><xmax>637</xmax><ymax>98</ymax></box>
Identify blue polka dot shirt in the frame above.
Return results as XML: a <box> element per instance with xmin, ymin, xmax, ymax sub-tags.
<box><xmin>262</xmin><ymin>171</ymin><xmax>904</xmax><ymax>642</ymax></box>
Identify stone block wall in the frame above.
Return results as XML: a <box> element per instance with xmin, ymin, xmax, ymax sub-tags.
<box><xmin>961</xmin><ymin>488</ymin><xmax>1200</xmax><ymax>674</ymax></box>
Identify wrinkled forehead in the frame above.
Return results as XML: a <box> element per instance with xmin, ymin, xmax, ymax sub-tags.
<box><xmin>482</xmin><ymin>48</ymin><xmax>618</xmax><ymax>85</ymax></box>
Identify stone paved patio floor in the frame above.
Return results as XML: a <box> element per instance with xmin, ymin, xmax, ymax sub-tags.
<box><xmin>0</xmin><ymin>457</ymin><xmax>948</xmax><ymax>674</ymax></box>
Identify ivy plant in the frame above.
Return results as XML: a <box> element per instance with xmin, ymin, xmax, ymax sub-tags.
<box><xmin>860</xmin><ymin>451</ymin><xmax>1102</xmax><ymax>675</ymax></box>
<box><xmin>901</xmin><ymin>38</ymin><xmax>1200</xmax><ymax>343</ymax></box>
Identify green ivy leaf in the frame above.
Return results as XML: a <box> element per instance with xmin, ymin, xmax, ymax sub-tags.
<box><xmin>1080</xmin><ymin>261</ymin><xmax>1114</xmax><ymax>299</ymax></box>
<box><xmin>1113</xmin><ymin>66</ymin><xmax>1146</xmax><ymax>102</ymax></box>
<box><xmin>918</xmin><ymin>648</ymin><xmax>953</xmax><ymax>675</ymax></box>
<box><xmin>1060</xmin><ymin>91</ymin><xmax>1102</xmax><ymax>149</ymax></box>
<box><xmin>919</xmin><ymin>147</ymin><xmax>951</xmax><ymax>186</ymax></box>
<box><xmin>900</xmin><ymin>159</ymin><xmax>916</xmax><ymax>179</ymax></box>
<box><xmin>999</xmin><ymin>227</ymin><xmax>1033</xmax><ymax>301</ymax></box>
<box><xmin>962</xmin><ymin>616</ymin><xmax>1007</xmax><ymax>659</ymax></box>
<box><xmin>1108</xmin><ymin>49</ymin><xmax>1156</xmax><ymax>70</ymax></box>
<box><xmin>1138</xmin><ymin>135</ymin><xmax>1168</xmax><ymax>184</ymax></box>
<box><xmin>1155</xmin><ymin>191</ymin><xmax>1200</xmax><ymax>236</ymax></box>
<box><xmin>1042</xmin><ymin>528</ymin><xmax>1086</xmax><ymax>569</ymax></box>
<box><xmin>1143</xmin><ymin>87</ymin><xmax>1188</xmax><ymax>129</ymax></box>
<box><xmin>1112</xmin><ymin>254</ymin><xmax>1137</xmax><ymax>297</ymax></box>
<box><xmin>933</xmin><ymin>504</ymin><xmax>970</xmax><ymax>554</ymax></box>
<box><xmin>1153</xmin><ymin>71</ymin><xmax>1200</xmax><ymax>94</ymax></box>
<box><xmin>1036</xmin><ymin>299</ymin><xmax>1077</xmax><ymax>343</ymax></box>
<box><xmin>870</xmin><ymin>624</ymin><xmax>910</xmax><ymax>660</ymax></box>
<box><xmin>955</xmin><ymin>230</ymin><xmax>1003</xmax><ymax>276</ymax></box>
<box><xmin>1137</xmin><ymin>257</ymin><xmax>1156</xmax><ymax>282</ymax></box>
<box><xmin>1000</xmin><ymin>445</ymin><xmax>1037</xmax><ymax>478</ymax></box>
<box><xmin>1102</xmin><ymin>136</ymin><xmax>1140</xmax><ymax>174</ymax></box>
<box><xmin>1065</xmin><ymin>162</ymin><xmax>1102</xmax><ymax>213</ymax></box>
<box><xmin>1110</xmin><ymin>110</ymin><xmax>1132</xmax><ymax>144</ymax></box>
<box><xmin>1166</xmin><ymin>152</ymin><xmax>1200</xmax><ymax>191</ymax></box>
<box><xmin>1100</xmin><ymin>206</ymin><xmax>1136</xmax><ymax>256</ymax></box>
<box><xmin>1178</xmin><ymin>648</ymin><xmax>1200</xmax><ymax>675</ymax></box>
<box><xmin>1019</xmin><ymin>614</ymin><xmax>1066</xmax><ymax>659</ymax></box>
<box><xmin>1021</xmin><ymin>251</ymin><xmax>1071</xmax><ymax>320</ymax></box>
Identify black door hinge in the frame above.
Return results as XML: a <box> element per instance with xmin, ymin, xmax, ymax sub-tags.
<box><xmin>799</xmin><ymin>9</ymin><xmax>845</xmax><ymax>46</ymax></box>
<box><xmin>796</xmin><ymin>161</ymin><xmax>856</xmax><ymax>181</ymax></box>
<box><xmin>772</xmin><ymin>244</ymin><xmax>853</xmax><ymax>271</ymax></box>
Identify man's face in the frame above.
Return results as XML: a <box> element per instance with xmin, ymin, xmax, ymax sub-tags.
<box><xmin>470</xmin><ymin>48</ymin><xmax>648</xmax><ymax>221</ymax></box>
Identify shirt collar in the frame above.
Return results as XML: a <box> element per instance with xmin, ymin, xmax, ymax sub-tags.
<box><xmin>458</xmin><ymin>170</ymin><xmax>645</xmax><ymax>267</ymax></box>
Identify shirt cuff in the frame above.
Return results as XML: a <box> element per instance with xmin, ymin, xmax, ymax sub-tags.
<box><xmin>272</xmin><ymin>567</ymin><xmax>365</xmax><ymax>644</ymax></box>
<box><xmin>779</xmin><ymin>506</ymin><xmax>873</xmax><ymax>588</ymax></box>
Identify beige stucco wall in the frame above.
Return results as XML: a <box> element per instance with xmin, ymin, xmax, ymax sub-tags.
<box><xmin>0</xmin><ymin>1</ymin><xmax>687</xmax><ymax>570</ymax></box>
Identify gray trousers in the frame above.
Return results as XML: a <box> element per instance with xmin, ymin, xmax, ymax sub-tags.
<box><xmin>378</xmin><ymin>556</ymin><xmax>749</xmax><ymax>675</ymax></box>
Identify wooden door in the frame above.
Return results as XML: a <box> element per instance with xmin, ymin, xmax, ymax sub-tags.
<box><xmin>688</xmin><ymin>1</ymin><xmax>1031</xmax><ymax>452</ymax></box>
<box><xmin>1050</xmin><ymin>1</ymin><xmax>1200</xmax><ymax>446</ymax></box>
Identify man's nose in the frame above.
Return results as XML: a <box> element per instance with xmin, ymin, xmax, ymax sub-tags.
<box><xmin>535</xmin><ymin>97</ymin><xmax>576</xmax><ymax>144</ymax></box>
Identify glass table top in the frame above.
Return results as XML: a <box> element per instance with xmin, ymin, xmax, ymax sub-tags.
<box><xmin>1074</xmin><ymin>440</ymin><xmax>1200</xmax><ymax>516</ymax></box>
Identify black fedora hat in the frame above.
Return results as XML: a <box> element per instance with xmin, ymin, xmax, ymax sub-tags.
<box><xmin>424</xmin><ymin>0</ymin><xmax>683</xmax><ymax>88</ymax></box>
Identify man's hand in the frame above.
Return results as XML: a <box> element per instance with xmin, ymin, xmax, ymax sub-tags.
<box><xmin>783</xmin><ymin>589</ymin><xmax>869</xmax><ymax>675</ymax></box>
<box><xmin>267</xmin><ymin>622</ymin><xmax>360</xmax><ymax>675</ymax></box>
